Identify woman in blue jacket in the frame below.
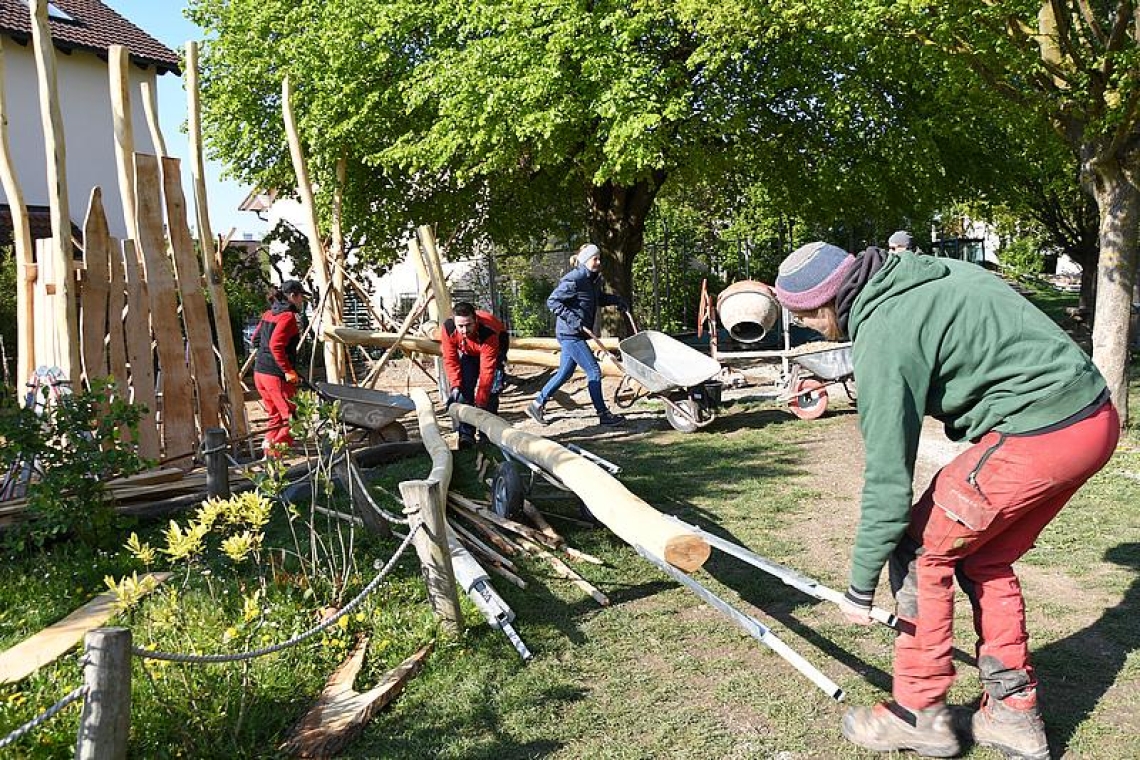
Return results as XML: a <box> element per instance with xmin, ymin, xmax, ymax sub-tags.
<box><xmin>527</xmin><ymin>243</ymin><xmax>627</xmax><ymax>426</ymax></box>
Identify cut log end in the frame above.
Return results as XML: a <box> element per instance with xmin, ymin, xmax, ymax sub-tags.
<box><xmin>663</xmin><ymin>537</ymin><xmax>712</xmax><ymax>573</ymax></box>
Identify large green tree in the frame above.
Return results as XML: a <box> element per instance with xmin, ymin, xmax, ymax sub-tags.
<box><xmin>834</xmin><ymin>0</ymin><xmax>1139</xmax><ymax>422</ymax></box>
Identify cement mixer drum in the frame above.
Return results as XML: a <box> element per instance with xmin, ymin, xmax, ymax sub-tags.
<box><xmin>716</xmin><ymin>280</ymin><xmax>780</xmax><ymax>344</ymax></box>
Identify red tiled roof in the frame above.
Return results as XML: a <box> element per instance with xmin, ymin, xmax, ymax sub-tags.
<box><xmin>0</xmin><ymin>0</ymin><xmax>179</xmax><ymax>76</ymax></box>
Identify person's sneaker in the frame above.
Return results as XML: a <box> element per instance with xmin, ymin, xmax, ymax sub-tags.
<box><xmin>598</xmin><ymin>411</ymin><xmax>625</xmax><ymax>426</ymax></box>
<box><xmin>526</xmin><ymin>400</ymin><xmax>548</xmax><ymax>425</ymax></box>
<box><xmin>971</xmin><ymin>692</ymin><xmax>1049</xmax><ymax>760</ymax></box>
<box><xmin>457</xmin><ymin>433</ymin><xmax>476</xmax><ymax>451</ymax></box>
<box><xmin>842</xmin><ymin>702</ymin><xmax>960</xmax><ymax>758</ymax></box>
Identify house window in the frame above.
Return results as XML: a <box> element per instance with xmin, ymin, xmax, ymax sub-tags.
<box><xmin>20</xmin><ymin>1</ymin><xmax>76</xmax><ymax>22</ymax></box>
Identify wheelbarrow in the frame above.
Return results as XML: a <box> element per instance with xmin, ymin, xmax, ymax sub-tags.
<box><xmin>778</xmin><ymin>342</ymin><xmax>856</xmax><ymax>420</ymax></box>
<box><xmin>310</xmin><ymin>381</ymin><xmax>416</xmax><ymax>442</ymax></box>
<box><xmin>593</xmin><ymin>316</ymin><xmax>723</xmax><ymax>433</ymax></box>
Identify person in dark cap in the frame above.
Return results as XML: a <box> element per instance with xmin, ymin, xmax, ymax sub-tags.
<box><xmin>773</xmin><ymin>242</ymin><xmax>1118</xmax><ymax>759</ymax></box>
<box><xmin>527</xmin><ymin>243</ymin><xmax>628</xmax><ymax>427</ymax></box>
<box><xmin>251</xmin><ymin>279</ymin><xmax>307</xmax><ymax>456</ymax></box>
<box><xmin>888</xmin><ymin>230</ymin><xmax>914</xmax><ymax>253</ymax></box>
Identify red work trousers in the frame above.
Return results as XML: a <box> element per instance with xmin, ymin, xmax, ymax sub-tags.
<box><xmin>891</xmin><ymin>399</ymin><xmax>1119</xmax><ymax>709</ymax></box>
<box><xmin>254</xmin><ymin>372</ymin><xmax>297</xmax><ymax>453</ymax></box>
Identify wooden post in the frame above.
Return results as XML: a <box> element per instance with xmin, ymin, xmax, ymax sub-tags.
<box><xmin>106</xmin><ymin>236</ymin><xmax>129</xmax><ymax>397</ymax></box>
<box><xmin>107</xmin><ymin>46</ymin><xmax>138</xmax><ymax>243</ymax></box>
<box><xmin>416</xmin><ymin>225</ymin><xmax>452</xmax><ymax>320</ymax></box>
<box><xmin>282</xmin><ymin>75</ymin><xmax>343</xmax><ymax>383</ymax></box>
<box><xmin>75</xmin><ymin>627</ymin><xmax>131</xmax><ymax>760</ymax></box>
<box><xmin>119</xmin><ymin>240</ymin><xmax>160</xmax><ymax>460</ymax></box>
<box><xmin>139</xmin><ymin>80</ymin><xmax>166</xmax><ymax>158</ymax></box>
<box><xmin>0</xmin><ymin>39</ymin><xmax>36</xmax><ymax>392</ymax></box>
<box><xmin>29</xmin><ymin>0</ymin><xmax>80</xmax><ymax>386</ymax></box>
<box><xmin>80</xmin><ymin>189</ymin><xmax>112</xmax><ymax>386</ymax></box>
<box><xmin>204</xmin><ymin>427</ymin><xmax>230</xmax><ymax>499</ymax></box>
<box><xmin>186</xmin><ymin>41</ymin><xmax>246</xmax><ymax>441</ymax></box>
<box><xmin>399</xmin><ymin>480</ymin><xmax>462</xmax><ymax>635</ymax></box>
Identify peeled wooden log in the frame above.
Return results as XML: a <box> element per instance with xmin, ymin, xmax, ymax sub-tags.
<box><xmin>325</xmin><ymin>328</ymin><xmax>623</xmax><ymax>377</ymax></box>
<box><xmin>510</xmin><ymin>336</ymin><xmax>619</xmax><ymax>351</ymax></box>
<box><xmin>449</xmin><ymin>406</ymin><xmax>710</xmax><ymax>572</ymax></box>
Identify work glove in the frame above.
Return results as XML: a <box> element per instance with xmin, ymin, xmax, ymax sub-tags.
<box><xmin>615</xmin><ymin>298</ymin><xmax>630</xmax><ymax>313</ymax></box>
<box><xmin>840</xmin><ymin>587</ymin><xmax>874</xmax><ymax>626</ymax></box>
<box><xmin>284</xmin><ymin>370</ymin><xmax>300</xmax><ymax>385</ymax></box>
<box><xmin>445</xmin><ymin>387</ymin><xmax>467</xmax><ymax>410</ymax></box>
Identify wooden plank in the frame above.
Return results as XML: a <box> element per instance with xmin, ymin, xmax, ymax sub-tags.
<box><xmin>186</xmin><ymin>41</ymin><xmax>246</xmax><ymax>440</ymax></box>
<box><xmin>162</xmin><ymin>157</ymin><xmax>222</xmax><ymax>429</ymax></box>
<box><xmin>0</xmin><ymin>572</ymin><xmax>170</xmax><ymax>684</ymax></box>
<box><xmin>108</xmin><ymin>45</ymin><xmax>138</xmax><ymax>242</ymax></box>
<box><xmin>134</xmin><ymin>153</ymin><xmax>195</xmax><ymax>464</ymax></box>
<box><xmin>81</xmin><ymin>188</ymin><xmax>112</xmax><ymax>385</ymax></box>
<box><xmin>29</xmin><ymin>0</ymin><xmax>79</xmax><ymax>385</ymax></box>
<box><xmin>106</xmin><ymin>235</ymin><xmax>130</xmax><ymax>397</ymax></box>
<box><xmin>32</xmin><ymin>238</ymin><xmax>60</xmax><ymax>370</ymax></box>
<box><xmin>0</xmin><ymin>39</ymin><xmax>36</xmax><ymax>390</ymax></box>
<box><xmin>120</xmin><ymin>240</ymin><xmax>160</xmax><ymax>460</ymax></box>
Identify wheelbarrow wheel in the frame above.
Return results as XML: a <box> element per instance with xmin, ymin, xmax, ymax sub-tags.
<box><xmin>789</xmin><ymin>378</ymin><xmax>828</xmax><ymax>420</ymax></box>
<box><xmin>491</xmin><ymin>461</ymin><xmax>525</xmax><ymax>519</ymax></box>
<box><xmin>664</xmin><ymin>398</ymin><xmax>703</xmax><ymax>433</ymax></box>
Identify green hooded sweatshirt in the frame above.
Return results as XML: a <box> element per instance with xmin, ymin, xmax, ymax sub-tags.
<box><xmin>845</xmin><ymin>252</ymin><xmax>1106</xmax><ymax>596</ymax></box>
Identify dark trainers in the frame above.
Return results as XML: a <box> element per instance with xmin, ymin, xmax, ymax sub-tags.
<box><xmin>971</xmin><ymin>692</ymin><xmax>1048</xmax><ymax>760</ymax></box>
<box><xmin>598</xmin><ymin>411</ymin><xmax>625</xmax><ymax>426</ymax></box>
<box><xmin>457</xmin><ymin>434</ymin><xmax>475</xmax><ymax>451</ymax></box>
<box><xmin>842</xmin><ymin>702</ymin><xmax>960</xmax><ymax>758</ymax></box>
<box><xmin>526</xmin><ymin>400</ymin><xmax>548</xmax><ymax>425</ymax></box>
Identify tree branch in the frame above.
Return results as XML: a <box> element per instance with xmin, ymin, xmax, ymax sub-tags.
<box><xmin>1101</xmin><ymin>0</ymin><xmax>1135</xmax><ymax>81</ymax></box>
<box><xmin>1074</xmin><ymin>0</ymin><xmax>1108</xmax><ymax>47</ymax></box>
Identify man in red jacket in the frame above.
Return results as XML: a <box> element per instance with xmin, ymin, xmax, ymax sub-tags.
<box><xmin>439</xmin><ymin>301</ymin><xmax>509</xmax><ymax>448</ymax></box>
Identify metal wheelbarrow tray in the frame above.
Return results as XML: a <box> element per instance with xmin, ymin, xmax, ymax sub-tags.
<box><xmin>779</xmin><ymin>342</ymin><xmax>855</xmax><ymax>420</ymax></box>
<box><xmin>617</xmin><ymin>330</ymin><xmax>724</xmax><ymax>433</ymax></box>
<box><xmin>313</xmin><ymin>382</ymin><xmax>416</xmax><ymax>438</ymax></box>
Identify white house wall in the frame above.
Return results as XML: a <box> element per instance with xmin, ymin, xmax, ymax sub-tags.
<box><xmin>1</xmin><ymin>40</ymin><xmax>157</xmax><ymax>240</ymax></box>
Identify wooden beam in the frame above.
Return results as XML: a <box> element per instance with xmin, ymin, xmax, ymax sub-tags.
<box><xmin>451</xmin><ymin>405</ymin><xmax>710</xmax><ymax>572</ymax></box>
<box><xmin>162</xmin><ymin>157</ymin><xmax>223</xmax><ymax>429</ymax></box>
<box><xmin>134</xmin><ymin>153</ymin><xmax>195</xmax><ymax>463</ymax></box>
<box><xmin>282</xmin><ymin>75</ymin><xmax>342</xmax><ymax>383</ymax></box>
<box><xmin>0</xmin><ymin>573</ymin><xmax>170</xmax><ymax>684</ymax></box>
<box><xmin>416</xmin><ymin>225</ymin><xmax>452</xmax><ymax>321</ymax></box>
<box><xmin>119</xmin><ymin>239</ymin><xmax>160</xmax><ymax>460</ymax></box>
<box><xmin>29</xmin><ymin>0</ymin><xmax>79</xmax><ymax>385</ymax></box>
<box><xmin>106</xmin><ymin>236</ymin><xmax>130</xmax><ymax>397</ymax></box>
<box><xmin>107</xmin><ymin>45</ymin><xmax>138</xmax><ymax>243</ymax></box>
<box><xmin>186</xmin><ymin>41</ymin><xmax>246</xmax><ymax>440</ymax></box>
<box><xmin>0</xmin><ymin>38</ymin><xmax>36</xmax><ymax>391</ymax></box>
<box><xmin>80</xmin><ymin>188</ymin><xmax>112</xmax><ymax>386</ymax></box>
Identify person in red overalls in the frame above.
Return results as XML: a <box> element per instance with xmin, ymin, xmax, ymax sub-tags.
<box><xmin>252</xmin><ymin>280</ymin><xmax>306</xmax><ymax>456</ymax></box>
<box><xmin>438</xmin><ymin>301</ymin><xmax>509</xmax><ymax>448</ymax></box>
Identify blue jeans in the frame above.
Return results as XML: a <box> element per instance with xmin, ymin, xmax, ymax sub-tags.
<box><xmin>457</xmin><ymin>356</ymin><xmax>503</xmax><ymax>440</ymax></box>
<box><xmin>536</xmin><ymin>337</ymin><xmax>607</xmax><ymax>414</ymax></box>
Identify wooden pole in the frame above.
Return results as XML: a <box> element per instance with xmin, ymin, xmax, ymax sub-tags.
<box><xmin>75</xmin><ymin>627</ymin><xmax>131</xmax><ymax>760</ymax></box>
<box><xmin>107</xmin><ymin>45</ymin><xmax>138</xmax><ymax>243</ymax></box>
<box><xmin>119</xmin><ymin>240</ymin><xmax>161</xmax><ymax>460</ymax></box>
<box><xmin>186</xmin><ymin>41</ymin><xmax>246</xmax><ymax>441</ymax></box>
<box><xmin>139</xmin><ymin>80</ymin><xmax>166</xmax><ymax>158</ymax></box>
<box><xmin>400</xmin><ymin>480</ymin><xmax>463</xmax><ymax>634</ymax></box>
<box><xmin>105</xmin><ymin>236</ymin><xmax>130</xmax><ymax>399</ymax></box>
<box><xmin>416</xmin><ymin>225</ymin><xmax>452</xmax><ymax>319</ymax></box>
<box><xmin>29</xmin><ymin>0</ymin><xmax>80</xmax><ymax>385</ymax></box>
<box><xmin>204</xmin><ymin>427</ymin><xmax>230</xmax><ymax>499</ymax></box>
<box><xmin>0</xmin><ymin>39</ymin><xmax>36</xmax><ymax>391</ymax></box>
<box><xmin>281</xmin><ymin>75</ymin><xmax>342</xmax><ymax>383</ymax></box>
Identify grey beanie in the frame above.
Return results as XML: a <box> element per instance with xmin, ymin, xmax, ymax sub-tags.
<box><xmin>888</xmin><ymin>230</ymin><xmax>913</xmax><ymax>249</ymax></box>
<box><xmin>577</xmin><ymin>244</ymin><xmax>601</xmax><ymax>267</ymax></box>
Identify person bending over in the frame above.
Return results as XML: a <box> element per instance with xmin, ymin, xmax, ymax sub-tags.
<box><xmin>439</xmin><ymin>301</ymin><xmax>509</xmax><ymax>448</ymax></box>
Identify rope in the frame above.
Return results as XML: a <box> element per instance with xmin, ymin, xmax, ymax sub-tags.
<box><xmin>0</xmin><ymin>686</ymin><xmax>88</xmax><ymax>751</ymax></box>
<box><xmin>130</xmin><ymin>525</ymin><xmax>419</xmax><ymax>664</ymax></box>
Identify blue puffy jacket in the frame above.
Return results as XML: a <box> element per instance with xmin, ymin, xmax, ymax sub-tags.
<box><xmin>547</xmin><ymin>265</ymin><xmax>627</xmax><ymax>339</ymax></box>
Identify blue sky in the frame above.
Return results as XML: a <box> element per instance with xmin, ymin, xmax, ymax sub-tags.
<box><xmin>101</xmin><ymin>1</ymin><xmax>267</xmax><ymax>240</ymax></box>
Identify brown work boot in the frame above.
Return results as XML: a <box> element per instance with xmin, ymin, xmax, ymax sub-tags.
<box><xmin>842</xmin><ymin>701</ymin><xmax>960</xmax><ymax>757</ymax></box>
<box><xmin>971</xmin><ymin>692</ymin><xmax>1049</xmax><ymax>760</ymax></box>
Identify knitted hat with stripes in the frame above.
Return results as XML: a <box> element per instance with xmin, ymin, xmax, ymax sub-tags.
<box><xmin>774</xmin><ymin>242</ymin><xmax>856</xmax><ymax>311</ymax></box>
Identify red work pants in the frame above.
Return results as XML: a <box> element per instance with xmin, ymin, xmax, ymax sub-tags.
<box><xmin>254</xmin><ymin>372</ymin><xmax>297</xmax><ymax>453</ymax></box>
<box><xmin>890</xmin><ymin>399</ymin><xmax>1119</xmax><ymax>709</ymax></box>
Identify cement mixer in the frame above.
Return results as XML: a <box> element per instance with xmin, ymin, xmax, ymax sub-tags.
<box><xmin>715</xmin><ymin>280</ymin><xmax>781</xmax><ymax>344</ymax></box>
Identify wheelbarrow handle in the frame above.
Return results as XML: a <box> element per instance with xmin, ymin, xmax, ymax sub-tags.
<box><xmin>582</xmin><ymin>327</ymin><xmax>622</xmax><ymax>368</ymax></box>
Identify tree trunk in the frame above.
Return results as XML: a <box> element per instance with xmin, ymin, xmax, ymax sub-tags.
<box><xmin>586</xmin><ymin>172</ymin><xmax>667</xmax><ymax>337</ymax></box>
<box><xmin>1088</xmin><ymin>157</ymin><xmax>1138</xmax><ymax>427</ymax></box>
